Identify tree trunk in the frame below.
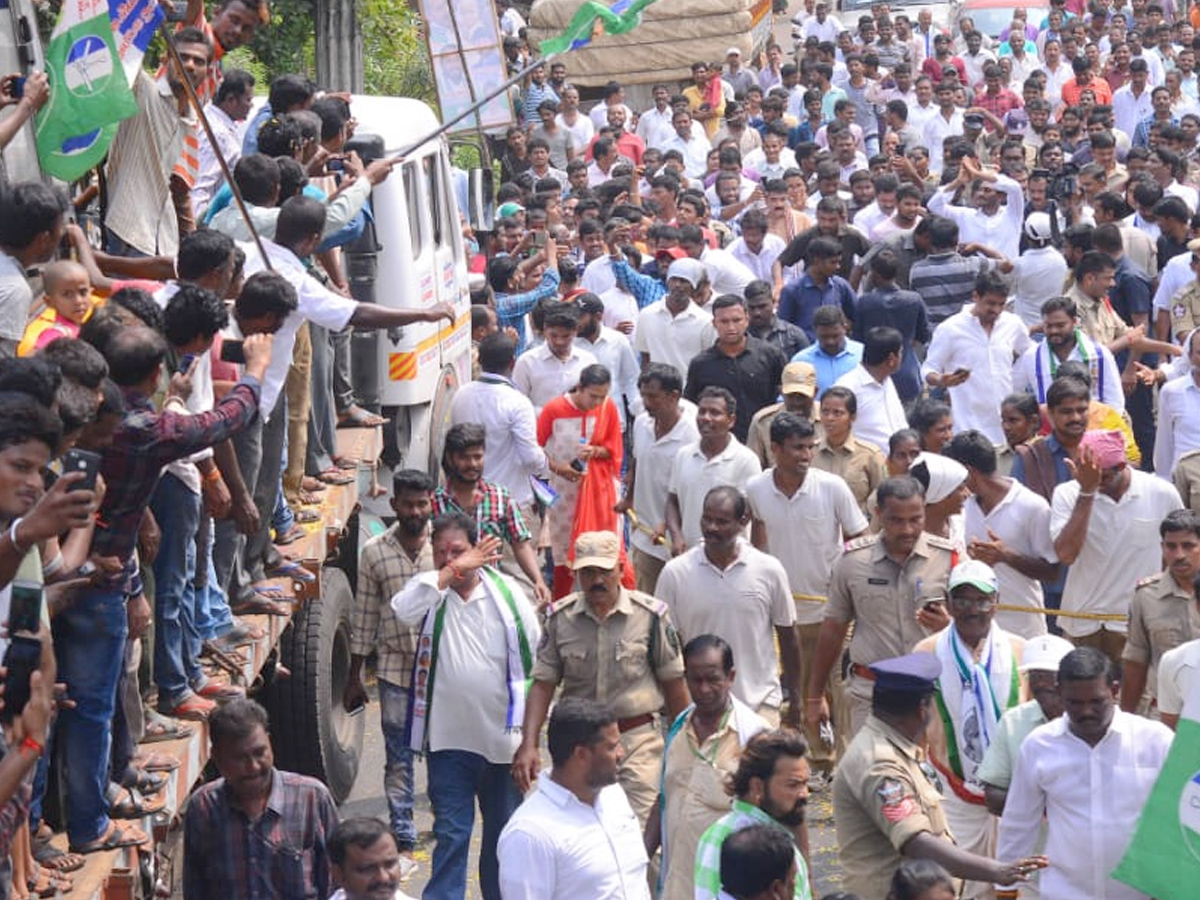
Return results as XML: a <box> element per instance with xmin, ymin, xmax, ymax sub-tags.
<box><xmin>315</xmin><ymin>0</ymin><xmax>363</xmax><ymax>93</ymax></box>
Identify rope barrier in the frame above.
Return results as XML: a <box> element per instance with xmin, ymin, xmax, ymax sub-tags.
<box><xmin>619</xmin><ymin>511</ymin><xmax>1125</xmax><ymax>621</ymax></box>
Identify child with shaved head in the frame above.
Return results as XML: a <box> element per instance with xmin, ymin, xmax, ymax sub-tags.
<box><xmin>17</xmin><ymin>259</ymin><xmax>94</xmax><ymax>355</ymax></box>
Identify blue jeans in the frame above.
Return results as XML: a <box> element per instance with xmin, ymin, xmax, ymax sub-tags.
<box><xmin>425</xmin><ymin>750</ymin><xmax>519</xmax><ymax>900</ymax></box>
<box><xmin>150</xmin><ymin>473</ymin><xmax>204</xmax><ymax>705</ymax></box>
<box><xmin>377</xmin><ymin>680</ymin><xmax>417</xmax><ymax>849</ymax></box>
<box><xmin>53</xmin><ymin>587</ymin><xmax>128</xmax><ymax>845</ymax></box>
<box><xmin>194</xmin><ymin>517</ymin><xmax>234</xmax><ymax>641</ymax></box>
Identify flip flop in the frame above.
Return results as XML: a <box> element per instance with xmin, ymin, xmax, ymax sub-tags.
<box><xmin>266</xmin><ymin>560</ymin><xmax>316</xmax><ymax>583</ymax></box>
<box><xmin>133</xmin><ymin>751</ymin><xmax>180</xmax><ymax>773</ymax></box>
<box><xmin>28</xmin><ymin>863</ymin><xmax>73</xmax><ymax>897</ymax></box>
<box><xmin>70</xmin><ymin>822</ymin><xmax>150</xmax><ymax>855</ymax></box>
<box><xmin>107</xmin><ymin>783</ymin><xmax>167</xmax><ymax>819</ymax></box>
<box><xmin>231</xmin><ymin>596</ymin><xmax>293</xmax><ymax>617</ymax></box>
<box><xmin>332</xmin><ymin>455</ymin><xmax>359</xmax><ymax>469</ymax></box>
<box><xmin>300</xmin><ymin>476</ymin><xmax>327</xmax><ymax>493</ymax></box>
<box><xmin>274</xmin><ymin>524</ymin><xmax>308</xmax><ymax>546</ymax></box>
<box><xmin>297</xmin><ymin>489</ymin><xmax>322</xmax><ymax>506</ymax></box>
<box><xmin>31</xmin><ymin>840</ymin><xmax>85</xmax><ymax>874</ymax></box>
<box><xmin>251</xmin><ymin>584</ymin><xmax>289</xmax><ymax>597</ymax></box>
<box><xmin>337</xmin><ymin>406</ymin><xmax>390</xmax><ymax>428</ymax></box>
<box><xmin>139</xmin><ymin>717</ymin><xmax>194</xmax><ymax>744</ymax></box>
<box><xmin>294</xmin><ymin>508</ymin><xmax>320</xmax><ymax>524</ymax></box>
<box><xmin>315</xmin><ymin>468</ymin><xmax>354</xmax><ymax>485</ymax></box>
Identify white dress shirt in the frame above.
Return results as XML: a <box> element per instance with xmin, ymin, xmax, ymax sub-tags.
<box><xmin>636</xmin><ymin>105</ymin><xmax>676</xmax><ymax>150</ymax></box>
<box><xmin>1151</xmin><ymin>249</ymin><xmax>1191</xmax><ymax>321</ymax></box>
<box><xmin>243</xmin><ymin>240</ymin><xmax>357</xmax><ymax>417</ymax></box>
<box><xmin>668</xmin><ymin>438</ymin><xmax>762</xmax><ymax>549</ymax></box>
<box><xmin>927</xmin><ymin>174</ymin><xmax>1025</xmax><ymax>259</ymax></box>
<box><xmin>512</xmin><ymin>343</ymin><xmax>598</xmax><ymax>415</ymax></box>
<box><xmin>1156</xmin><ymin>638</ymin><xmax>1200</xmax><ymax>717</ymax></box>
<box><xmin>745</xmin><ymin>469</ymin><xmax>868</xmax><ymax>625</ymax></box>
<box><xmin>390</xmin><ymin>570</ymin><xmax>541</xmax><ymax>763</ymax></box>
<box><xmin>1113</xmin><ymin>84</ymin><xmax>1155</xmax><ymax>140</ymax></box>
<box><xmin>1153</xmin><ymin>370</ymin><xmax>1200</xmax><ymax>476</ymax></box>
<box><xmin>656</xmin><ymin>540</ymin><xmax>795</xmax><ymax>710</ymax></box>
<box><xmin>962</xmin><ymin>482</ymin><xmax>1055</xmax><ymax>639</ymax></box>
<box><xmin>629</xmin><ymin>403</ymin><xmax>699</xmax><ymax>562</ymax></box>
<box><xmin>922</xmin><ymin>111</ymin><xmax>964</xmax><ymax>172</ymax></box>
<box><xmin>923</xmin><ymin>307</ymin><xmax>1032</xmax><ymax>445</ymax></box>
<box><xmin>1050</xmin><ymin>472</ymin><xmax>1184</xmax><ymax>637</ymax></box>
<box><xmin>498</xmin><ymin>777</ymin><xmax>650</xmax><ymax>900</ymax></box>
<box><xmin>450</xmin><ymin>374</ymin><xmax>549</xmax><ymax>505</ymax></box>
<box><xmin>581</xmin><ymin>255</ymin><xmax>616</xmax><ymax>296</ymax></box>
<box><xmin>728</xmin><ymin>234</ymin><xmax>786</xmax><ymax>284</ymax></box>
<box><xmin>996</xmin><ymin>711</ymin><xmax>1174</xmax><ymax>900</ymax></box>
<box><xmin>1009</xmin><ymin>245</ymin><xmax>1069</xmax><ymax>327</ymax></box>
<box><xmin>699</xmin><ymin>247</ymin><xmax>756</xmax><ymax>297</ymax></box>
<box><xmin>663</xmin><ymin>130</ymin><xmax>713</xmax><ymax>178</ymax></box>
<box><xmin>833</xmin><ymin>365</ymin><xmax>908</xmax><ymax>450</ymax></box>
<box><xmin>576</xmin><ymin>326</ymin><xmax>644</xmax><ymax>427</ymax></box>
<box><xmin>634</xmin><ymin>300</ymin><xmax>714</xmax><ymax>386</ymax></box>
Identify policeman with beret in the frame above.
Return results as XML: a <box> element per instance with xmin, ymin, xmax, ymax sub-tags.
<box><xmin>832</xmin><ymin>654</ymin><xmax>1047</xmax><ymax>900</ymax></box>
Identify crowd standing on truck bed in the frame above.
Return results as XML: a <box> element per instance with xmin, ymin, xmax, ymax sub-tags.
<box><xmin>6</xmin><ymin>0</ymin><xmax>1200</xmax><ymax>898</ymax></box>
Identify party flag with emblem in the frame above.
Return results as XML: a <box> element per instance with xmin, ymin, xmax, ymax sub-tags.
<box><xmin>539</xmin><ymin>0</ymin><xmax>660</xmax><ymax>55</ymax></box>
<box><xmin>35</xmin><ymin>0</ymin><xmax>163</xmax><ymax>181</ymax></box>
<box><xmin>1112</xmin><ymin>677</ymin><xmax>1200</xmax><ymax>898</ymax></box>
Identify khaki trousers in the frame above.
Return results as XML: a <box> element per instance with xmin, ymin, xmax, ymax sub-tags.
<box><xmin>283</xmin><ymin>322</ymin><xmax>312</xmax><ymax>501</ymax></box>
<box><xmin>618</xmin><ymin>721</ymin><xmax>664</xmax><ymax>829</ymax></box>
<box><xmin>798</xmin><ymin>621</ymin><xmax>836</xmax><ymax>769</ymax></box>
<box><xmin>1069</xmin><ymin>628</ymin><xmax>1127</xmax><ymax>670</ymax></box>
<box><xmin>632</xmin><ymin>546</ymin><xmax>667</xmax><ymax>595</ymax></box>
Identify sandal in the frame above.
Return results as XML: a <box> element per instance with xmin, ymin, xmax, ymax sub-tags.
<box><xmin>230</xmin><ymin>596</ymin><xmax>292</xmax><ymax>617</ymax></box>
<box><xmin>274</xmin><ymin>524</ymin><xmax>308</xmax><ymax>546</ymax></box>
<box><xmin>106</xmin><ymin>783</ymin><xmax>166</xmax><ymax>819</ymax></box>
<box><xmin>133</xmin><ymin>751</ymin><xmax>180</xmax><ymax>773</ymax></box>
<box><xmin>266</xmin><ymin>560</ymin><xmax>316</xmax><ymax>583</ymax></box>
<box><xmin>251</xmin><ymin>584</ymin><xmax>289</xmax><ymax>597</ymax></box>
<box><xmin>300</xmin><ymin>477</ymin><xmax>327</xmax><ymax>493</ymax></box>
<box><xmin>32</xmin><ymin>839</ymin><xmax>85</xmax><ymax>874</ymax></box>
<box><xmin>332</xmin><ymin>455</ymin><xmax>359</xmax><ymax>469</ymax></box>
<box><xmin>28</xmin><ymin>863</ymin><xmax>73</xmax><ymax>898</ymax></box>
<box><xmin>69</xmin><ymin>822</ymin><xmax>150</xmax><ymax>855</ymax></box>
<box><xmin>120</xmin><ymin>767</ymin><xmax>167</xmax><ymax>795</ymax></box>
<box><xmin>294</xmin><ymin>508</ymin><xmax>320</xmax><ymax>524</ymax></box>
<box><xmin>337</xmin><ymin>405</ymin><xmax>390</xmax><ymax>428</ymax></box>
<box><xmin>157</xmin><ymin>694</ymin><xmax>216</xmax><ymax>721</ymax></box>
<box><xmin>315</xmin><ymin>467</ymin><xmax>354</xmax><ymax>485</ymax></box>
<box><xmin>297</xmin><ymin>489</ymin><xmax>322</xmax><ymax>506</ymax></box>
<box><xmin>140</xmin><ymin>717</ymin><xmax>194</xmax><ymax>744</ymax></box>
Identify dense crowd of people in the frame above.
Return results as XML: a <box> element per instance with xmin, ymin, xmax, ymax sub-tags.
<box><xmin>3</xmin><ymin>0</ymin><xmax>1200</xmax><ymax>898</ymax></box>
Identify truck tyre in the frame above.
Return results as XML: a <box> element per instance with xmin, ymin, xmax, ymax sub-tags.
<box><xmin>261</xmin><ymin>567</ymin><xmax>362</xmax><ymax>802</ymax></box>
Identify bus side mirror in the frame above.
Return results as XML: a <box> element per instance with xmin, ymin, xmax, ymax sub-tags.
<box><xmin>468</xmin><ymin>167</ymin><xmax>494</xmax><ymax>233</ymax></box>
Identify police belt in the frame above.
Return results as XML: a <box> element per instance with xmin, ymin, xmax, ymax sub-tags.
<box><xmin>617</xmin><ymin>712</ymin><xmax>656</xmax><ymax>733</ymax></box>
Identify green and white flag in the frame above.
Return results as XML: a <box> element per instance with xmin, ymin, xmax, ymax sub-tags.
<box><xmin>34</xmin><ymin>0</ymin><xmax>143</xmax><ymax>181</ymax></box>
<box><xmin>1112</xmin><ymin>678</ymin><xmax>1200</xmax><ymax>898</ymax></box>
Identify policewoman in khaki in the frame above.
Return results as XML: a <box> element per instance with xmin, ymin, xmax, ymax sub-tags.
<box><xmin>833</xmin><ymin>654</ymin><xmax>1046</xmax><ymax>900</ymax></box>
<box><xmin>512</xmin><ymin>531</ymin><xmax>690</xmax><ymax>825</ymax></box>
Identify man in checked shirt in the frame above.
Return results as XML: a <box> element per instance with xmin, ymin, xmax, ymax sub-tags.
<box><xmin>344</xmin><ymin>469</ymin><xmax>436</xmax><ymax>869</ymax></box>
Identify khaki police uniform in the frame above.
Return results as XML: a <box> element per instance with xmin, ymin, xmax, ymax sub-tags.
<box><xmin>833</xmin><ymin>713</ymin><xmax>956</xmax><ymax>900</ymax></box>
<box><xmin>825</xmin><ymin>533</ymin><xmax>956</xmax><ymax>737</ymax></box>
<box><xmin>1169</xmin><ymin>281</ymin><xmax>1200</xmax><ymax>342</ymax></box>
<box><xmin>531</xmin><ymin>586</ymin><xmax>685</xmax><ymax>825</ymax></box>
<box><xmin>812</xmin><ymin>434</ymin><xmax>886</xmax><ymax>516</ymax></box>
<box><xmin>1068</xmin><ymin>284</ymin><xmax>1130</xmax><ymax>347</ymax></box>
<box><xmin>1122</xmin><ymin>571</ymin><xmax>1200</xmax><ymax>714</ymax></box>
<box><xmin>745</xmin><ymin>402</ymin><xmax>822</xmax><ymax>469</ymax></box>
<box><xmin>1175</xmin><ymin>449</ymin><xmax>1200</xmax><ymax>516</ymax></box>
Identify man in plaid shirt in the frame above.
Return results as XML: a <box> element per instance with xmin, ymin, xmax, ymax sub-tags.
<box><xmin>60</xmin><ymin>326</ymin><xmax>272</xmax><ymax>854</ymax></box>
<box><xmin>694</xmin><ymin>730</ymin><xmax>813</xmax><ymax>900</ymax></box>
<box><xmin>344</xmin><ymin>468</ymin><xmax>436</xmax><ymax>864</ymax></box>
<box><xmin>432</xmin><ymin>423</ymin><xmax>552</xmax><ymax>607</ymax></box>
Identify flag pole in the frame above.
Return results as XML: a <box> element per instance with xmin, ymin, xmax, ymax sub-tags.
<box><xmin>392</xmin><ymin>53</ymin><xmax>558</xmax><ymax>160</ymax></box>
<box><xmin>157</xmin><ymin>23</ymin><xmax>274</xmax><ymax>272</ymax></box>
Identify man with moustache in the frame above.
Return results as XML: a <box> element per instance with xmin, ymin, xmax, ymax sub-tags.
<box><xmin>512</xmin><ymin>531</ymin><xmax>689</xmax><ymax>826</ymax></box>
<box><xmin>997</xmin><ymin>648</ymin><xmax>1174</xmax><ymax>900</ymax></box>
<box><xmin>912</xmin><ymin>561</ymin><xmax>1027</xmax><ymax>900</ymax></box>
<box><xmin>833</xmin><ymin>655</ymin><xmax>1046</xmax><ymax>900</ymax></box>
<box><xmin>693</xmin><ymin>729</ymin><xmax>814</xmax><ymax>900</ymax></box>
<box><xmin>184</xmin><ymin>699</ymin><xmax>340</xmax><ymax>899</ymax></box>
<box><xmin>328</xmin><ymin>818</ymin><xmax>417</xmax><ymax>900</ymax></box>
<box><xmin>344</xmin><ymin>470</ymin><xmax>436</xmax><ymax>866</ymax></box>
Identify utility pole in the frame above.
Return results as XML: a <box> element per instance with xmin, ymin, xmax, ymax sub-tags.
<box><xmin>315</xmin><ymin>0</ymin><xmax>363</xmax><ymax>92</ymax></box>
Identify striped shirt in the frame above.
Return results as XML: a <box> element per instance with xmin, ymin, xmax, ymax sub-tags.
<box><xmin>352</xmin><ymin>525</ymin><xmax>433</xmax><ymax>688</ymax></box>
<box><xmin>908</xmin><ymin>252</ymin><xmax>996</xmax><ymax>327</ymax></box>
<box><xmin>105</xmin><ymin>72</ymin><xmax>187</xmax><ymax>256</ymax></box>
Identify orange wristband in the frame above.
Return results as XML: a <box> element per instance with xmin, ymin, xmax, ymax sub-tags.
<box><xmin>19</xmin><ymin>736</ymin><xmax>44</xmax><ymax>757</ymax></box>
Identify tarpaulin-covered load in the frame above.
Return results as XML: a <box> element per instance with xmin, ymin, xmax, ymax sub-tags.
<box><xmin>527</xmin><ymin>0</ymin><xmax>774</xmax><ymax>86</ymax></box>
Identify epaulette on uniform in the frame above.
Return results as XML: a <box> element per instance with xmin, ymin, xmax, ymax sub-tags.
<box><xmin>628</xmin><ymin>590</ymin><xmax>669</xmax><ymax>617</ymax></box>
<box><xmin>844</xmin><ymin>533</ymin><xmax>881</xmax><ymax>553</ymax></box>
<box><xmin>1135</xmin><ymin>572</ymin><xmax>1165</xmax><ymax>590</ymax></box>
<box><xmin>926</xmin><ymin>534</ymin><xmax>958</xmax><ymax>553</ymax></box>
<box><xmin>545</xmin><ymin>593</ymin><xmax>584</xmax><ymax>617</ymax></box>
